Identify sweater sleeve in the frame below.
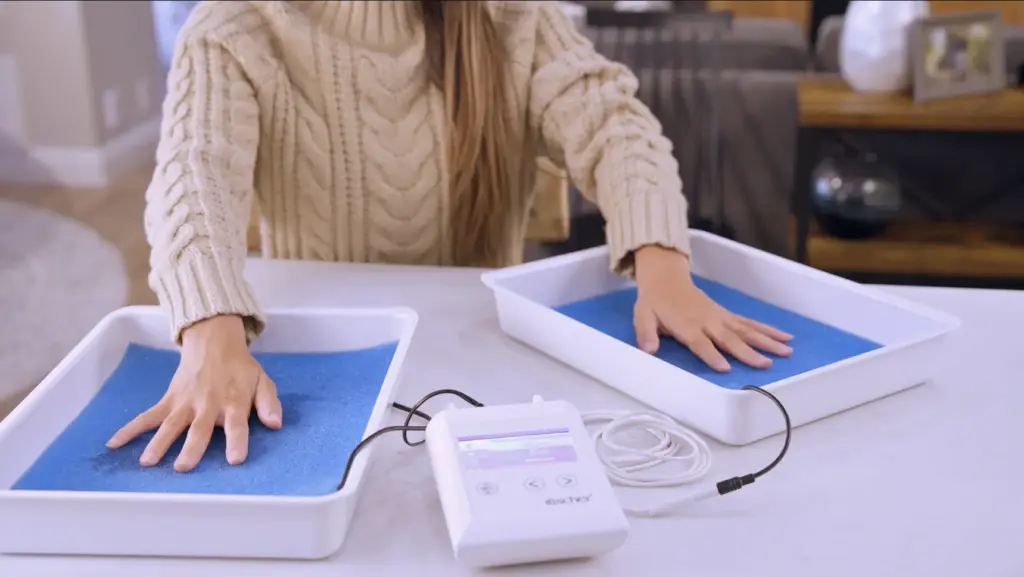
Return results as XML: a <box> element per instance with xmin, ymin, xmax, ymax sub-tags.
<box><xmin>144</xmin><ymin>36</ymin><xmax>264</xmax><ymax>344</ymax></box>
<box><xmin>527</xmin><ymin>4</ymin><xmax>691</xmax><ymax>275</ymax></box>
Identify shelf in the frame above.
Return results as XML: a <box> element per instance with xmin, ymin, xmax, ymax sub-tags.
<box><xmin>797</xmin><ymin>78</ymin><xmax>1024</xmax><ymax>132</ymax></box>
<box><xmin>793</xmin><ymin>219</ymin><xmax>1024</xmax><ymax>278</ymax></box>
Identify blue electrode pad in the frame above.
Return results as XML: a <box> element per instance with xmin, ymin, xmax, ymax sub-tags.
<box><xmin>13</xmin><ymin>342</ymin><xmax>398</xmax><ymax>496</ymax></box>
<box><xmin>555</xmin><ymin>276</ymin><xmax>882</xmax><ymax>389</ymax></box>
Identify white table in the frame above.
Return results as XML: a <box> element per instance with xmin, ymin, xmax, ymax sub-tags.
<box><xmin>4</xmin><ymin>260</ymin><xmax>1023</xmax><ymax>577</ymax></box>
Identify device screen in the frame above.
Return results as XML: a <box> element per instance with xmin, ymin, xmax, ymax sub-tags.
<box><xmin>457</xmin><ymin>428</ymin><xmax>578</xmax><ymax>470</ymax></box>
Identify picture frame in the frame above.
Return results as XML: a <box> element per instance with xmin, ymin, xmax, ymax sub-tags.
<box><xmin>909</xmin><ymin>11</ymin><xmax>1007</xmax><ymax>103</ymax></box>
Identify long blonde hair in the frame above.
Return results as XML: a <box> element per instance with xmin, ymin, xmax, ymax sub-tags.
<box><xmin>419</xmin><ymin>1</ymin><xmax>517</xmax><ymax>267</ymax></box>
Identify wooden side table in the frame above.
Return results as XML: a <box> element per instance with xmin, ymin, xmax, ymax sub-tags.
<box><xmin>791</xmin><ymin>78</ymin><xmax>1024</xmax><ymax>282</ymax></box>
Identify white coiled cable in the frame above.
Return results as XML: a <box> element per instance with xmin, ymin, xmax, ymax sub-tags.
<box><xmin>581</xmin><ymin>409</ymin><xmax>720</xmax><ymax>517</ymax></box>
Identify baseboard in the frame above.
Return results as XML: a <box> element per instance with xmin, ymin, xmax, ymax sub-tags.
<box><xmin>1</xmin><ymin>117</ymin><xmax>160</xmax><ymax>188</ymax></box>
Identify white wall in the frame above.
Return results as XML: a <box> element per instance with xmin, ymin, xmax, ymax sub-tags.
<box><xmin>0</xmin><ymin>1</ymin><xmax>163</xmax><ymax>187</ymax></box>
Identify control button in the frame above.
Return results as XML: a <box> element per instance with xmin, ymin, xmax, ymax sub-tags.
<box><xmin>476</xmin><ymin>482</ymin><xmax>499</xmax><ymax>496</ymax></box>
<box><xmin>556</xmin><ymin>475</ymin><xmax>577</xmax><ymax>488</ymax></box>
<box><xmin>523</xmin><ymin>477</ymin><xmax>546</xmax><ymax>491</ymax></box>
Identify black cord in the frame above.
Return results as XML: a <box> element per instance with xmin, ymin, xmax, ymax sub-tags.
<box><xmin>335</xmin><ymin>424</ymin><xmax>426</xmax><ymax>491</ymax></box>
<box><xmin>391</xmin><ymin>401</ymin><xmax>431</xmax><ymax>423</ymax></box>
<box><xmin>335</xmin><ymin>389</ymin><xmax>484</xmax><ymax>491</ymax></box>
<box><xmin>713</xmin><ymin>385</ymin><xmax>792</xmax><ymax>496</ymax></box>
<box><xmin>398</xmin><ymin>388</ymin><xmax>484</xmax><ymax>446</ymax></box>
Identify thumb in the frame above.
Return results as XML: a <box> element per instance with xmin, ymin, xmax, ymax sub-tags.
<box><xmin>634</xmin><ymin>303</ymin><xmax>661</xmax><ymax>354</ymax></box>
<box><xmin>254</xmin><ymin>371</ymin><xmax>283</xmax><ymax>429</ymax></box>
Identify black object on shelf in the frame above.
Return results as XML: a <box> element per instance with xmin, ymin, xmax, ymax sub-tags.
<box><xmin>810</xmin><ymin>151</ymin><xmax>903</xmax><ymax>240</ymax></box>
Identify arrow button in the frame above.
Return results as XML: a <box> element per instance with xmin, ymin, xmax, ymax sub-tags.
<box><xmin>556</xmin><ymin>475</ymin><xmax>577</xmax><ymax>488</ymax></box>
<box><xmin>523</xmin><ymin>477</ymin><xmax>546</xmax><ymax>491</ymax></box>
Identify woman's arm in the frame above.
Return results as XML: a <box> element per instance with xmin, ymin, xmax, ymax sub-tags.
<box><xmin>145</xmin><ymin>31</ymin><xmax>263</xmax><ymax>344</ymax></box>
<box><xmin>527</xmin><ymin>4</ymin><xmax>690</xmax><ymax>275</ymax></box>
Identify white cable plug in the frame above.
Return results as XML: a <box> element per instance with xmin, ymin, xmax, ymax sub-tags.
<box><xmin>580</xmin><ymin>409</ymin><xmax>720</xmax><ymax>517</ymax></box>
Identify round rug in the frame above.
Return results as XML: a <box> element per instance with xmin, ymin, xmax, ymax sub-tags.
<box><xmin>0</xmin><ymin>199</ymin><xmax>128</xmax><ymax>407</ymax></box>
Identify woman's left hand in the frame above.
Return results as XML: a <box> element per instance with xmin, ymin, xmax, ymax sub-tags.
<box><xmin>632</xmin><ymin>245</ymin><xmax>793</xmax><ymax>372</ymax></box>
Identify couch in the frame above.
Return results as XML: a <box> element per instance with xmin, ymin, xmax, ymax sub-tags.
<box><xmin>555</xmin><ymin>16</ymin><xmax>811</xmax><ymax>258</ymax></box>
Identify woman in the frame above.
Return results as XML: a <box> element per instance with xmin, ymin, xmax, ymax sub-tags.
<box><xmin>109</xmin><ymin>1</ymin><xmax>793</xmax><ymax>472</ymax></box>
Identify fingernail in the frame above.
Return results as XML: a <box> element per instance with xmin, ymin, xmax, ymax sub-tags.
<box><xmin>716</xmin><ymin>362</ymin><xmax>732</xmax><ymax>372</ymax></box>
<box><xmin>265</xmin><ymin>412</ymin><xmax>282</xmax><ymax>428</ymax></box>
<box><xmin>140</xmin><ymin>454</ymin><xmax>156</xmax><ymax>467</ymax></box>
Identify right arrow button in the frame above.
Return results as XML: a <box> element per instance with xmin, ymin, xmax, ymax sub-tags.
<box><xmin>556</xmin><ymin>474</ymin><xmax>577</xmax><ymax>488</ymax></box>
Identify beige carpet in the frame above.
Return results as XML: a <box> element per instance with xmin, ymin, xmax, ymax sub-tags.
<box><xmin>0</xmin><ymin>199</ymin><xmax>128</xmax><ymax>419</ymax></box>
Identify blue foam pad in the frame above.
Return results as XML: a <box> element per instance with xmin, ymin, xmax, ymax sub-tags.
<box><xmin>12</xmin><ymin>342</ymin><xmax>399</xmax><ymax>497</ymax></box>
<box><xmin>554</xmin><ymin>276</ymin><xmax>882</xmax><ymax>389</ymax></box>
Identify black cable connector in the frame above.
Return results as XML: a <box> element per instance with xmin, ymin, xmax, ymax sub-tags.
<box><xmin>709</xmin><ymin>384</ymin><xmax>791</xmax><ymax>498</ymax></box>
<box><xmin>716</xmin><ymin>473</ymin><xmax>756</xmax><ymax>496</ymax></box>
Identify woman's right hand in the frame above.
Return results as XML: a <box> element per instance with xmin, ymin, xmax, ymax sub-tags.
<box><xmin>106</xmin><ymin>315</ymin><xmax>282</xmax><ymax>472</ymax></box>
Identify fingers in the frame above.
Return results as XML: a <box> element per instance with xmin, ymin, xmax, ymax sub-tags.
<box><xmin>108</xmin><ymin>356</ymin><xmax>271</xmax><ymax>470</ymax></box>
<box><xmin>732</xmin><ymin>319</ymin><xmax>793</xmax><ymax>357</ymax></box>
<box><xmin>223</xmin><ymin>407</ymin><xmax>250</xmax><ymax>466</ymax></box>
<box><xmin>707</xmin><ymin>325</ymin><xmax>772</xmax><ymax>369</ymax></box>
<box><xmin>254</xmin><ymin>372</ymin><xmax>283</xmax><ymax>430</ymax></box>
<box><xmin>633</xmin><ymin>303</ymin><xmax>661</xmax><ymax>354</ymax></box>
<box><xmin>738</xmin><ymin>316</ymin><xmax>793</xmax><ymax>342</ymax></box>
<box><xmin>174</xmin><ymin>408</ymin><xmax>217</xmax><ymax>473</ymax></box>
<box><xmin>107</xmin><ymin>403</ymin><xmax>169</xmax><ymax>449</ymax></box>
<box><xmin>670</xmin><ymin>328</ymin><xmax>731</xmax><ymax>372</ymax></box>
<box><xmin>140</xmin><ymin>408</ymin><xmax>192</xmax><ymax>467</ymax></box>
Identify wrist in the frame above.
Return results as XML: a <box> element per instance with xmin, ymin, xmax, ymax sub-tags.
<box><xmin>181</xmin><ymin>315</ymin><xmax>247</xmax><ymax>354</ymax></box>
<box><xmin>634</xmin><ymin>244</ymin><xmax>691</xmax><ymax>279</ymax></box>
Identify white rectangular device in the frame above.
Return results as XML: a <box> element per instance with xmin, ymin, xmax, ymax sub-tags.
<box><xmin>425</xmin><ymin>396</ymin><xmax>630</xmax><ymax>568</ymax></box>
<box><xmin>0</xmin><ymin>306</ymin><xmax>418</xmax><ymax>560</ymax></box>
<box><xmin>481</xmin><ymin>233</ymin><xmax>961</xmax><ymax>446</ymax></box>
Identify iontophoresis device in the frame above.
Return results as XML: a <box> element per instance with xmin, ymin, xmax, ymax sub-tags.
<box><xmin>424</xmin><ymin>396</ymin><xmax>629</xmax><ymax>568</ymax></box>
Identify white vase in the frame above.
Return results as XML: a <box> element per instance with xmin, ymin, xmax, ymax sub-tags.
<box><xmin>839</xmin><ymin>0</ymin><xmax>930</xmax><ymax>93</ymax></box>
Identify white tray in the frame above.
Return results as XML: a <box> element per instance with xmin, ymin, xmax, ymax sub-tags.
<box><xmin>0</xmin><ymin>305</ymin><xmax>417</xmax><ymax>560</ymax></box>
<box><xmin>482</xmin><ymin>232</ymin><xmax>960</xmax><ymax>446</ymax></box>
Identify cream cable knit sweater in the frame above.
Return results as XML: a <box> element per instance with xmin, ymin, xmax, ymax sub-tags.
<box><xmin>145</xmin><ymin>0</ymin><xmax>690</xmax><ymax>342</ymax></box>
